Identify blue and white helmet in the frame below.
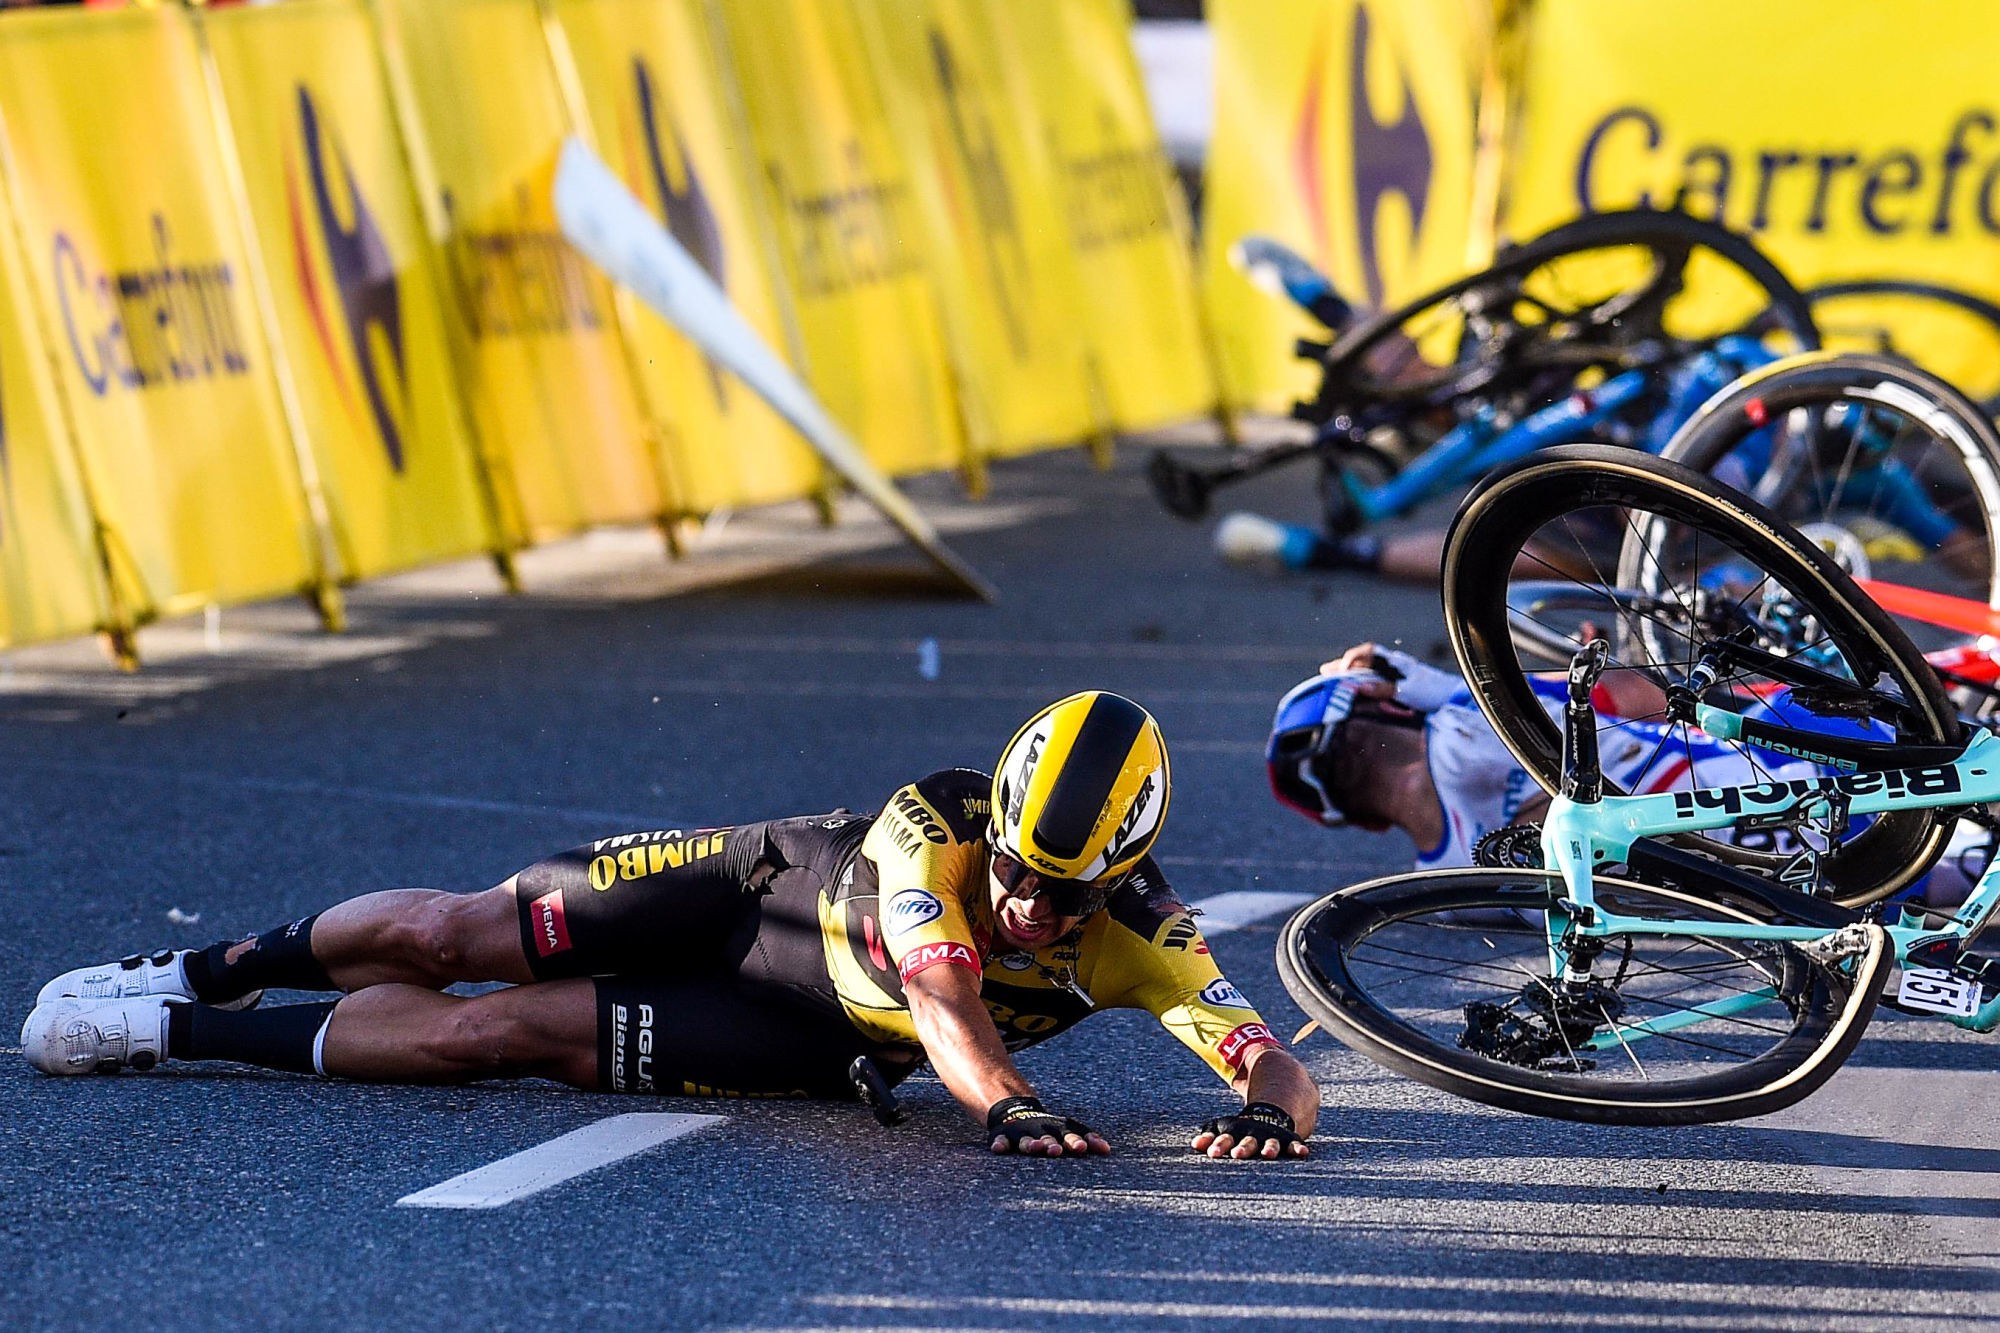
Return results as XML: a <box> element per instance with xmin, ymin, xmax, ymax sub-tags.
<box><xmin>1265</xmin><ymin>672</ymin><xmax>1374</xmax><ymax>825</ymax></box>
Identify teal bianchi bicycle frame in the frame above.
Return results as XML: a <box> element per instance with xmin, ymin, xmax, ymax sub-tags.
<box><xmin>1537</xmin><ymin>710</ymin><xmax>2000</xmax><ymax>1045</ymax></box>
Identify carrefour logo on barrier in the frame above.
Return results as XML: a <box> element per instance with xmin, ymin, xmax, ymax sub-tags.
<box><xmin>885</xmin><ymin>890</ymin><xmax>945</xmax><ymax>936</ymax></box>
<box><xmin>1058</xmin><ymin>104</ymin><xmax>1173</xmax><ymax>254</ymax></box>
<box><xmin>633</xmin><ymin>56</ymin><xmax>728</xmax><ymax>405</ymax></box>
<box><xmin>54</xmin><ymin>216</ymin><xmax>250</xmax><ymax>397</ymax></box>
<box><xmin>287</xmin><ymin>86</ymin><xmax>409</xmax><ymax>473</ymax></box>
<box><xmin>1292</xmin><ymin>4</ymin><xmax>1433</xmax><ymax>308</ymax></box>
<box><xmin>1572</xmin><ymin>107</ymin><xmax>2000</xmax><ymax>236</ymax></box>
<box><xmin>765</xmin><ymin>149</ymin><xmax>923</xmax><ymax>297</ymax></box>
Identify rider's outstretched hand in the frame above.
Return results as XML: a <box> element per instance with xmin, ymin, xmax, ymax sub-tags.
<box><xmin>987</xmin><ymin>1096</ymin><xmax>1111</xmax><ymax>1157</ymax></box>
<box><xmin>1192</xmin><ymin>1102</ymin><xmax>1310</xmax><ymax>1160</ymax></box>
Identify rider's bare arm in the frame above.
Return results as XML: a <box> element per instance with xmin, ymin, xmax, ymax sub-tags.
<box><xmin>1187</xmin><ymin>1044</ymin><xmax>1318</xmax><ymax>1160</ymax></box>
<box><xmin>1234</xmin><ymin>1043</ymin><xmax>1319</xmax><ymax>1137</ymax></box>
<box><xmin>904</xmin><ymin>959</ymin><xmax>1110</xmax><ymax>1157</ymax></box>
<box><xmin>904</xmin><ymin>958</ymin><xmax>1030</xmax><ymax>1113</ymax></box>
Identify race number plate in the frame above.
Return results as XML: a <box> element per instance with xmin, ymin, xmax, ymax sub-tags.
<box><xmin>1896</xmin><ymin>966</ymin><xmax>1981</xmax><ymax>1018</ymax></box>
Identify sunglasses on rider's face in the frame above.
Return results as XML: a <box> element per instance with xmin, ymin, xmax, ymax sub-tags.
<box><xmin>990</xmin><ymin>850</ymin><xmax>1122</xmax><ymax>918</ymax></box>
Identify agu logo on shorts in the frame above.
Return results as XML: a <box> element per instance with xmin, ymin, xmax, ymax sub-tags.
<box><xmin>530</xmin><ymin>890</ymin><xmax>571</xmax><ymax>957</ymax></box>
<box><xmin>1199</xmin><ymin>978</ymin><xmax>1250</xmax><ymax>1010</ymax></box>
<box><xmin>885</xmin><ymin>890</ymin><xmax>945</xmax><ymax>936</ymax></box>
<box><xmin>285</xmin><ymin>85</ymin><xmax>409</xmax><ymax>472</ymax></box>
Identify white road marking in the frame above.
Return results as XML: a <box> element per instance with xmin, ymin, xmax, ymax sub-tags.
<box><xmin>1185</xmin><ymin>890</ymin><xmax>1314</xmax><ymax>934</ymax></box>
<box><xmin>395</xmin><ymin>1113</ymin><xmax>722</xmax><ymax>1210</ymax></box>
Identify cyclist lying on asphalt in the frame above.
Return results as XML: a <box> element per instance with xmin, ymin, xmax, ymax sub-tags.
<box><xmin>1270</xmin><ymin>644</ymin><xmax>1986</xmax><ymax>902</ymax></box>
<box><xmin>24</xmin><ymin>691</ymin><xmax>1318</xmax><ymax>1161</ymax></box>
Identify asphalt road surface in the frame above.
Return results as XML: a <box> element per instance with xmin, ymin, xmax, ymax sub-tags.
<box><xmin>2</xmin><ymin>443</ymin><xmax>1996</xmax><ymax>1331</ymax></box>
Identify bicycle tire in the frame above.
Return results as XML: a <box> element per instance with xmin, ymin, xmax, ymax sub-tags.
<box><xmin>1444</xmin><ymin>444</ymin><xmax>1959</xmax><ymax>907</ymax></box>
<box><xmin>1304</xmin><ymin>208</ymin><xmax>1820</xmax><ymax>418</ymax></box>
<box><xmin>1277</xmin><ymin>868</ymin><xmax>1888</xmax><ymax>1126</ymax></box>
<box><xmin>1657</xmin><ymin>352</ymin><xmax>2000</xmax><ymax>618</ymax></box>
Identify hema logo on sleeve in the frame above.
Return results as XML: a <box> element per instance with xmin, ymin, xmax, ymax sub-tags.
<box><xmin>885</xmin><ymin>890</ymin><xmax>945</xmax><ymax>935</ymax></box>
<box><xmin>1572</xmin><ymin>107</ymin><xmax>2000</xmax><ymax>237</ymax></box>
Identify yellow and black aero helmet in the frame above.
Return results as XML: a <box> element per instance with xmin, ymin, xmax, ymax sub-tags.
<box><xmin>991</xmin><ymin>691</ymin><xmax>1171</xmax><ymax>889</ymax></box>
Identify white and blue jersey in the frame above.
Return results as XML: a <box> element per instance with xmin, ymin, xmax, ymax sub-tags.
<box><xmin>1412</xmin><ymin>676</ymin><xmax>1822</xmax><ymax>871</ymax></box>
<box><xmin>1358</xmin><ymin>648</ymin><xmax>1976</xmax><ymax>902</ymax></box>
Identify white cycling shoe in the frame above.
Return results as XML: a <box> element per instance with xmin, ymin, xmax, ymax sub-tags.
<box><xmin>22</xmin><ymin>996</ymin><xmax>174</xmax><ymax>1076</ymax></box>
<box><xmin>37</xmin><ymin>950</ymin><xmax>261</xmax><ymax>1012</ymax></box>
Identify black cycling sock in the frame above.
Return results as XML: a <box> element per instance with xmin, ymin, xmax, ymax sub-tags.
<box><xmin>183</xmin><ymin>914</ymin><xmax>336</xmax><ymax>1002</ymax></box>
<box><xmin>1300</xmin><ymin>533</ymin><xmax>1383</xmax><ymax>572</ymax></box>
<box><xmin>166</xmin><ymin>1000</ymin><xmax>339</xmax><ymax>1075</ymax></box>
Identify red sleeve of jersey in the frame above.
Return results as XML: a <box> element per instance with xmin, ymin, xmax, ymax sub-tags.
<box><xmin>896</xmin><ymin>940</ymin><xmax>981</xmax><ymax>983</ymax></box>
<box><xmin>1216</xmin><ymin>1021</ymin><xmax>1281</xmax><ymax>1073</ymax></box>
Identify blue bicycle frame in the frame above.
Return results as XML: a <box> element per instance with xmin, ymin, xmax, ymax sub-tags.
<box><xmin>1335</xmin><ymin>337</ymin><xmax>1776</xmax><ymax>527</ymax></box>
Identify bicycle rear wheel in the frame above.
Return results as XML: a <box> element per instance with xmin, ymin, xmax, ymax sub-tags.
<box><xmin>1659</xmin><ymin>353</ymin><xmax>2000</xmax><ymax>647</ymax></box>
<box><xmin>1277</xmin><ymin>869</ymin><xmax>1887</xmax><ymax>1126</ymax></box>
<box><xmin>1300</xmin><ymin>207</ymin><xmax>1818</xmax><ymax>423</ymax></box>
<box><xmin>1804</xmin><ymin>281</ymin><xmax>2000</xmax><ymax>412</ymax></box>
<box><xmin>1445</xmin><ymin>445</ymin><xmax>1960</xmax><ymax>906</ymax></box>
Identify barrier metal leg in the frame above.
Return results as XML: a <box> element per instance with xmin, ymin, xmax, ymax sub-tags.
<box><xmin>960</xmin><ymin>449</ymin><xmax>990</xmax><ymax>501</ymax></box>
<box><xmin>309</xmin><ymin>582</ymin><xmax>348</xmax><ymax>634</ymax></box>
<box><xmin>99</xmin><ymin>627</ymin><xmax>140</xmax><ymax>674</ymax></box>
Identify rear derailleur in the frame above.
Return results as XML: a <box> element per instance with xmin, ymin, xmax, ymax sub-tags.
<box><xmin>1460</xmin><ymin>944</ymin><xmax>1625</xmax><ymax>1072</ymax></box>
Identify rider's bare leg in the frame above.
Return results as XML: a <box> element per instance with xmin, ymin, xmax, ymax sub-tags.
<box><xmin>309</xmin><ymin>882</ymin><xmax>533</xmax><ymax>989</ymax></box>
<box><xmin>186</xmin><ymin>879</ymin><xmax>533</xmax><ymax>1004</ymax></box>
<box><xmin>316</xmin><ymin>980</ymin><xmax>598</xmax><ymax>1087</ymax></box>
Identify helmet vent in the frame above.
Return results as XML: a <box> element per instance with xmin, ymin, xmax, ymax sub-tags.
<box><xmin>1033</xmin><ymin>694</ymin><xmax>1147</xmax><ymax>861</ymax></box>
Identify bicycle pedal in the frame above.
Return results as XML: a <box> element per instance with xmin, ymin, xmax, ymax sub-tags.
<box><xmin>848</xmin><ymin>1055</ymin><xmax>907</xmax><ymax>1128</ymax></box>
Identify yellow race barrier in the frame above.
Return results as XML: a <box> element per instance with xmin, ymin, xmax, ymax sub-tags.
<box><xmin>373</xmin><ymin>0</ymin><xmax>663</xmax><ymax>541</ymax></box>
<box><xmin>1505</xmin><ymin>0</ymin><xmax>2000</xmax><ymax>393</ymax></box>
<box><xmin>203</xmin><ymin>0</ymin><xmax>507</xmax><ymax>581</ymax></box>
<box><xmin>1001</xmin><ymin>0</ymin><xmax>1217</xmax><ymax>432</ymax></box>
<box><xmin>851</xmin><ymin>0</ymin><xmax>1104</xmax><ymax>463</ymax></box>
<box><xmin>715</xmin><ymin>0</ymin><xmax>966</xmax><ymax>479</ymax></box>
<box><xmin>547</xmin><ymin>0</ymin><xmax>822</xmax><ymax>515</ymax></box>
<box><xmin>0</xmin><ymin>167</ymin><xmax>112</xmax><ymax>650</ymax></box>
<box><xmin>0</xmin><ymin>5</ymin><xmax>322</xmax><ymax>624</ymax></box>
<box><xmin>1200</xmin><ymin>0</ymin><xmax>1485</xmax><ymax>414</ymax></box>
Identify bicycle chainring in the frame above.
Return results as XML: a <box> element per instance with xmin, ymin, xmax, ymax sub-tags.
<box><xmin>1474</xmin><ymin>824</ymin><xmax>1546</xmax><ymax>869</ymax></box>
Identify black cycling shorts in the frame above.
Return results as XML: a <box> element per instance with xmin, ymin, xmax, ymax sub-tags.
<box><xmin>511</xmin><ymin>816</ymin><xmax>860</xmax><ymax>990</ymax></box>
<box><xmin>513</xmin><ymin>814</ymin><xmax>913</xmax><ymax>1099</ymax></box>
<box><xmin>593</xmin><ymin>976</ymin><xmax>913</xmax><ymax>1099</ymax></box>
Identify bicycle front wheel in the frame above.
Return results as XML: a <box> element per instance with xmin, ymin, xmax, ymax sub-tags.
<box><xmin>1277</xmin><ymin>869</ymin><xmax>1887</xmax><ymax>1126</ymax></box>
<box><xmin>1445</xmin><ymin>445</ymin><xmax>1960</xmax><ymax>907</ymax></box>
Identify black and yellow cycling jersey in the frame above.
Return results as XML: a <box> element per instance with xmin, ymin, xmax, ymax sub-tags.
<box><xmin>513</xmin><ymin>769</ymin><xmax>1278</xmax><ymax>1097</ymax></box>
<box><xmin>821</xmin><ymin>769</ymin><xmax>1279</xmax><ymax>1082</ymax></box>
